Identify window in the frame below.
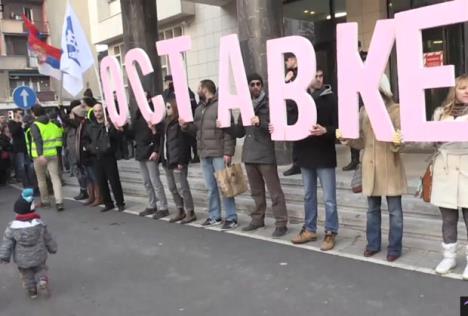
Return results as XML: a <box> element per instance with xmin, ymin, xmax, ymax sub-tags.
<box><xmin>5</xmin><ymin>36</ymin><xmax>28</xmax><ymax>56</ymax></box>
<box><xmin>23</xmin><ymin>7</ymin><xmax>33</xmax><ymax>21</ymax></box>
<box><xmin>159</xmin><ymin>25</ymin><xmax>184</xmax><ymax>81</ymax></box>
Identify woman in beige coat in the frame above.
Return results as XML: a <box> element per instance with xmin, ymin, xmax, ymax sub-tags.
<box><xmin>341</xmin><ymin>75</ymin><xmax>407</xmax><ymax>262</ymax></box>
<box><xmin>431</xmin><ymin>74</ymin><xmax>468</xmax><ymax>280</ymax></box>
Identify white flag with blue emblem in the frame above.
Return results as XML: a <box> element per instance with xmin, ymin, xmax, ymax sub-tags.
<box><xmin>60</xmin><ymin>3</ymin><xmax>94</xmax><ymax>97</ymax></box>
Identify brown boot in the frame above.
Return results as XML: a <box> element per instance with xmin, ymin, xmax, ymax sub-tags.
<box><xmin>180</xmin><ymin>210</ymin><xmax>196</xmax><ymax>224</ymax></box>
<box><xmin>320</xmin><ymin>232</ymin><xmax>336</xmax><ymax>251</ymax></box>
<box><xmin>169</xmin><ymin>208</ymin><xmax>186</xmax><ymax>223</ymax></box>
<box><xmin>91</xmin><ymin>185</ymin><xmax>103</xmax><ymax>207</ymax></box>
<box><xmin>291</xmin><ymin>229</ymin><xmax>317</xmax><ymax>244</ymax></box>
<box><xmin>83</xmin><ymin>185</ymin><xmax>95</xmax><ymax>206</ymax></box>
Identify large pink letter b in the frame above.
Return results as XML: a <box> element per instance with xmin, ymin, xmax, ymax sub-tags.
<box><xmin>267</xmin><ymin>36</ymin><xmax>317</xmax><ymax>141</ymax></box>
<box><xmin>396</xmin><ymin>0</ymin><xmax>468</xmax><ymax>141</ymax></box>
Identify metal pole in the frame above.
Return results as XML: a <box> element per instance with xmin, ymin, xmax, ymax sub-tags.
<box><xmin>58</xmin><ymin>71</ymin><xmax>64</xmax><ymax>106</ymax></box>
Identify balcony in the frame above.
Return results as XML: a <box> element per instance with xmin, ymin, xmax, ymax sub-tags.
<box><xmin>0</xmin><ymin>56</ymin><xmax>29</xmax><ymax>70</ymax></box>
<box><xmin>157</xmin><ymin>0</ymin><xmax>195</xmax><ymax>25</ymax></box>
<box><xmin>0</xmin><ymin>18</ymin><xmax>49</xmax><ymax>35</ymax></box>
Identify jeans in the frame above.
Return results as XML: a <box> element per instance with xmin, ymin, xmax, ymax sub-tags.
<box><xmin>165</xmin><ymin>165</ymin><xmax>194</xmax><ymax>211</ymax></box>
<box><xmin>366</xmin><ymin>196</ymin><xmax>403</xmax><ymax>256</ymax></box>
<box><xmin>201</xmin><ymin>157</ymin><xmax>237</xmax><ymax>221</ymax></box>
<box><xmin>139</xmin><ymin>160</ymin><xmax>168</xmax><ymax>210</ymax></box>
<box><xmin>301</xmin><ymin>167</ymin><xmax>338</xmax><ymax>233</ymax></box>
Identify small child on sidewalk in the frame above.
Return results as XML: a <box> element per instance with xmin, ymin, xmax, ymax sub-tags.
<box><xmin>0</xmin><ymin>188</ymin><xmax>57</xmax><ymax>299</ymax></box>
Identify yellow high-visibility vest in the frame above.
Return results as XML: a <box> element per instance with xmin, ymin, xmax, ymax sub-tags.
<box><xmin>30</xmin><ymin>122</ymin><xmax>58</xmax><ymax>158</ymax></box>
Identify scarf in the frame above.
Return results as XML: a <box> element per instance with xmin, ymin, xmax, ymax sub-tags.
<box><xmin>252</xmin><ymin>91</ymin><xmax>266</xmax><ymax>108</ymax></box>
<box><xmin>15</xmin><ymin>212</ymin><xmax>41</xmax><ymax>222</ymax></box>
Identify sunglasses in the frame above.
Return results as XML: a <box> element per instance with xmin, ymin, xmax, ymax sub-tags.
<box><xmin>249</xmin><ymin>81</ymin><xmax>262</xmax><ymax>87</ymax></box>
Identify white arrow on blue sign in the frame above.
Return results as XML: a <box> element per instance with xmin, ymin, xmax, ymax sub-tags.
<box><xmin>12</xmin><ymin>86</ymin><xmax>37</xmax><ymax>110</ymax></box>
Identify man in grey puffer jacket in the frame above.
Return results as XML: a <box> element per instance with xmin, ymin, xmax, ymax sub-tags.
<box><xmin>180</xmin><ymin>79</ymin><xmax>238</xmax><ymax>229</ymax></box>
<box><xmin>0</xmin><ymin>189</ymin><xmax>57</xmax><ymax>299</ymax></box>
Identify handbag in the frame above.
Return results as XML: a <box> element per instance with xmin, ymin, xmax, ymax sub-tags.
<box><xmin>351</xmin><ymin>163</ymin><xmax>362</xmax><ymax>194</ymax></box>
<box><xmin>417</xmin><ymin>162</ymin><xmax>433</xmax><ymax>203</ymax></box>
<box><xmin>214</xmin><ymin>163</ymin><xmax>248</xmax><ymax>198</ymax></box>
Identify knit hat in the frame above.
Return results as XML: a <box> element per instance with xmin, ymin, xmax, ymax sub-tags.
<box><xmin>14</xmin><ymin>189</ymin><xmax>34</xmax><ymax>215</ymax></box>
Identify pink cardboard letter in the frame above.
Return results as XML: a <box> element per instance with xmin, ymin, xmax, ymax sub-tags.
<box><xmin>156</xmin><ymin>36</ymin><xmax>193</xmax><ymax>122</ymax></box>
<box><xmin>337</xmin><ymin>20</ymin><xmax>396</xmax><ymax>141</ymax></box>
<box><xmin>396</xmin><ymin>0</ymin><xmax>468</xmax><ymax>141</ymax></box>
<box><xmin>217</xmin><ymin>34</ymin><xmax>255</xmax><ymax>128</ymax></box>
<box><xmin>267</xmin><ymin>36</ymin><xmax>317</xmax><ymax>141</ymax></box>
<box><xmin>125</xmin><ymin>48</ymin><xmax>165</xmax><ymax>125</ymax></box>
<box><xmin>100</xmin><ymin>55</ymin><xmax>129</xmax><ymax>127</ymax></box>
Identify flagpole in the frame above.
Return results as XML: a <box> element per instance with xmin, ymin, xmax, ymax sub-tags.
<box><xmin>58</xmin><ymin>71</ymin><xmax>64</xmax><ymax>106</ymax></box>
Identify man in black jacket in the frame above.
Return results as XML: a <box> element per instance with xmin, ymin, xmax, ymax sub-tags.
<box><xmin>226</xmin><ymin>74</ymin><xmax>288</xmax><ymax>237</ymax></box>
<box><xmin>8</xmin><ymin>110</ymin><xmax>28</xmax><ymax>185</ymax></box>
<box><xmin>84</xmin><ymin>103</ymin><xmax>125</xmax><ymax>212</ymax></box>
<box><xmin>290</xmin><ymin>69</ymin><xmax>339</xmax><ymax>251</ymax></box>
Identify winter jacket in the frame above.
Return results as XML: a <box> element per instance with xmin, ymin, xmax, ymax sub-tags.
<box><xmin>226</xmin><ymin>92</ymin><xmax>276</xmax><ymax>164</ymax></box>
<box><xmin>125</xmin><ymin>112</ymin><xmax>163</xmax><ymax>162</ymax></box>
<box><xmin>163</xmin><ymin>118</ymin><xmax>192</xmax><ymax>169</ymax></box>
<box><xmin>7</xmin><ymin>121</ymin><xmax>27</xmax><ymax>154</ymax></box>
<box><xmin>293</xmin><ymin>86</ymin><xmax>338</xmax><ymax>169</ymax></box>
<box><xmin>0</xmin><ymin>219</ymin><xmax>57</xmax><ymax>269</ymax></box>
<box><xmin>183</xmin><ymin>97</ymin><xmax>235</xmax><ymax>159</ymax></box>
<box><xmin>0</xmin><ymin>134</ymin><xmax>12</xmax><ymax>170</ymax></box>
<box><xmin>83</xmin><ymin>119</ymin><xmax>123</xmax><ymax>160</ymax></box>
<box><xmin>348</xmin><ymin>103</ymin><xmax>407</xmax><ymax>197</ymax></box>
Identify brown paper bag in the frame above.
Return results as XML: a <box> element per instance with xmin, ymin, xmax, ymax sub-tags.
<box><xmin>214</xmin><ymin>163</ymin><xmax>248</xmax><ymax>198</ymax></box>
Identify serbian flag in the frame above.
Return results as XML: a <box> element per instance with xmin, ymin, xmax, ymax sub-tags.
<box><xmin>22</xmin><ymin>15</ymin><xmax>62</xmax><ymax>80</ymax></box>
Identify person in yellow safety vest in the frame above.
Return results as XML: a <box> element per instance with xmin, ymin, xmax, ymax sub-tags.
<box><xmin>30</xmin><ymin>105</ymin><xmax>64</xmax><ymax>212</ymax></box>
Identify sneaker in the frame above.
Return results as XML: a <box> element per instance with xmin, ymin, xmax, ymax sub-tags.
<box><xmin>139</xmin><ymin>208</ymin><xmax>157</xmax><ymax>217</ymax></box>
<box><xmin>291</xmin><ymin>228</ymin><xmax>317</xmax><ymax>244</ymax></box>
<box><xmin>242</xmin><ymin>222</ymin><xmax>264</xmax><ymax>232</ymax></box>
<box><xmin>38</xmin><ymin>279</ymin><xmax>50</xmax><ymax>298</ymax></box>
<box><xmin>152</xmin><ymin>209</ymin><xmax>169</xmax><ymax>220</ymax></box>
<box><xmin>27</xmin><ymin>288</ymin><xmax>38</xmax><ymax>299</ymax></box>
<box><xmin>201</xmin><ymin>218</ymin><xmax>222</xmax><ymax>226</ymax></box>
<box><xmin>56</xmin><ymin>203</ymin><xmax>65</xmax><ymax>212</ymax></box>
<box><xmin>320</xmin><ymin>232</ymin><xmax>336</xmax><ymax>251</ymax></box>
<box><xmin>221</xmin><ymin>220</ymin><xmax>238</xmax><ymax>230</ymax></box>
<box><xmin>272</xmin><ymin>226</ymin><xmax>288</xmax><ymax>238</ymax></box>
<box><xmin>101</xmin><ymin>204</ymin><xmax>115</xmax><ymax>213</ymax></box>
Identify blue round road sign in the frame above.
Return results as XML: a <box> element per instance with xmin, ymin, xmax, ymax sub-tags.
<box><xmin>12</xmin><ymin>86</ymin><xmax>37</xmax><ymax>110</ymax></box>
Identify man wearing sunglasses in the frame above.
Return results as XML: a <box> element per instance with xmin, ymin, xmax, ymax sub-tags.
<box><xmin>225</xmin><ymin>73</ymin><xmax>288</xmax><ymax>237</ymax></box>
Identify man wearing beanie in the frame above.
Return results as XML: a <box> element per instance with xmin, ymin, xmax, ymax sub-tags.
<box><xmin>0</xmin><ymin>189</ymin><xmax>57</xmax><ymax>299</ymax></box>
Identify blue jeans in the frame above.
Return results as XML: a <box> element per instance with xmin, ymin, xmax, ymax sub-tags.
<box><xmin>301</xmin><ymin>167</ymin><xmax>338</xmax><ymax>233</ymax></box>
<box><xmin>366</xmin><ymin>196</ymin><xmax>403</xmax><ymax>256</ymax></box>
<box><xmin>201</xmin><ymin>157</ymin><xmax>237</xmax><ymax>221</ymax></box>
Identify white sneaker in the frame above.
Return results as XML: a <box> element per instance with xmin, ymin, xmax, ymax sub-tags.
<box><xmin>435</xmin><ymin>242</ymin><xmax>457</xmax><ymax>275</ymax></box>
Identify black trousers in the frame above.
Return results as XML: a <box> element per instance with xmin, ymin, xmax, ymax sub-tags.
<box><xmin>95</xmin><ymin>155</ymin><xmax>124</xmax><ymax>207</ymax></box>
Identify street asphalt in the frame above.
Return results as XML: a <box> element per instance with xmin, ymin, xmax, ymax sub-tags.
<box><xmin>0</xmin><ymin>186</ymin><xmax>466</xmax><ymax>316</ymax></box>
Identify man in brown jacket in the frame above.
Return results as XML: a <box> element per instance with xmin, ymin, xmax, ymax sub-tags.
<box><xmin>180</xmin><ymin>80</ymin><xmax>238</xmax><ymax>230</ymax></box>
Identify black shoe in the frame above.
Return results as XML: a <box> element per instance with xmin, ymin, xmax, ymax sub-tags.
<box><xmin>191</xmin><ymin>156</ymin><xmax>200</xmax><ymax>163</ymax></box>
<box><xmin>152</xmin><ymin>209</ymin><xmax>169</xmax><ymax>220</ymax></box>
<box><xmin>74</xmin><ymin>191</ymin><xmax>89</xmax><ymax>201</ymax></box>
<box><xmin>101</xmin><ymin>204</ymin><xmax>115</xmax><ymax>212</ymax></box>
<box><xmin>56</xmin><ymin>203</ymin><xmax>65</xmax><ymax>212</ymax></box>
<box><xmin>117</xmin><ymin>205</ymin><xmax>126</xmax><ymax>212</ymax></box>
<box><xmin>272</xmin><ymin>226</ymin><xmax>288</xmax><ymax>238</ymax></box>
<box><xmin>139</xmin><ymin>208</ymin><xmax>156</xmax><ymax>216</ymax></box>
<box><xmin>221</xmin><ymin>220</ymin><xmax>238</xmax><ymax>230</ymax></box>
<box><xmin>242</xmin><ymin>222</ymin><xmax>265</xmax><ymax>232</ymax></box>
<box><xmin>283</xmin><ymin>164</ymin><xmax>301</xmax><ymax>176</ymax></box>
<box><xmin>342</xmin><ymin>161</ymin><xmax>359</xmax><ymax>171</ymax></box>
